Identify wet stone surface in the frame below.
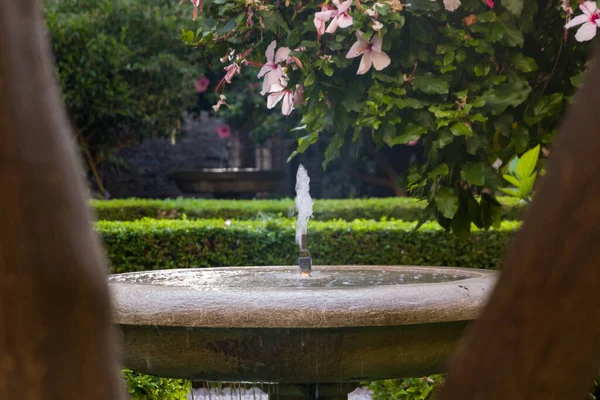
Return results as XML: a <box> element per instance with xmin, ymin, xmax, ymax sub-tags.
<box><xmin>108</xmin><ymin>267</ymin><xmax>471</xmax><ymax>289</ymax></box>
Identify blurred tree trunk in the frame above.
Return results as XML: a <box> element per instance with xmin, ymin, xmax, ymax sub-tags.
<box><xmin>437</xmin><ymin>47</ymin><xmax>600</xmax><ymax>399</ymax></box>
<box><xmin>0</xmin><ymin>1</ymin><xmax>125</xmax><ymax>399</ymax></box>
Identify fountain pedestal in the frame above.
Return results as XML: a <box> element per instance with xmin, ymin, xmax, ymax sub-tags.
<box><xmin>108</xmin><ymin>266</ymin><xmax>498</xmax><ymax>399</ymax></box>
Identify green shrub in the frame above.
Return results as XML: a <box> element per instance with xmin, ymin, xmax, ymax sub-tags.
<box><xmin>92</xmin><ymin>197</ymin><xmax>526</xmax><ymax>222</ymax></box>
<box><xmin>97</xmin><ymin>218</ymin><xmax>519</xmax><ymax>273</ymax></box>
<box><xmin>369</xmin><ymin>375</ymin><xmax>445</xmax><ymax>400</ymax></box>
<box><xmin>43</xmin><ymin>0</ymin><xmax>202</xmax><ymax>172</ymax></box>
<box><xmin>122</xmin><ymin>369</ymin><xmax>190</xmax><ymax>400</ymax></box>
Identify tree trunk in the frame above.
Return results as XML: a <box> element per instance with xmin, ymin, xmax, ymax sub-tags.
<box><xmin>0</xmin><ymin>1</ymin><xmax>125</xmax><ymax>399</ymax></box>
<box><xmin>437</xmin><ymin>47</ymin><xmax>600</xmax><ymax>399</ymax></box>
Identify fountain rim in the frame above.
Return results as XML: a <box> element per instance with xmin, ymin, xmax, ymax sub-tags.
<box><xmin>109</xmin><ymin>265</ymin><xmax>498</xmax><ymax>329</ymax></box>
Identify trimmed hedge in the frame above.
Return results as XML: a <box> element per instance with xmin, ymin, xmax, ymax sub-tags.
<box><xmin>92</xmin><ymin>197</ymin><xmax>526</xmax><ymax>222</ymax></box>
<box><xmin>98</xmin><ymin>218</ymin><xmax>520</xmax><ymax>273</ymax></box>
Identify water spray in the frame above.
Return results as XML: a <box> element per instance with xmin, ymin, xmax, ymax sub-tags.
<box><xmin>295</xmin><ymin>165</ymin><xmax>313</xmax><ymax>276</ymax></box>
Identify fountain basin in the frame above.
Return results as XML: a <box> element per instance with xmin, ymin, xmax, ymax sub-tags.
<box><xmin>109</xmin><ymin>266</ymin><xmax>497</xmax><ymax>383</ymax></box>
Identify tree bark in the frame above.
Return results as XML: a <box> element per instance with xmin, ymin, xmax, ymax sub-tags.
<box><xmin>0</xmin><ymin>1</ymin><xmax>125</xmax><ymax>399</ymax></box>
<box><xmin>437</xmin><ymin>47</ymin><xmax>600</xmax><ymax>399</ymax></box>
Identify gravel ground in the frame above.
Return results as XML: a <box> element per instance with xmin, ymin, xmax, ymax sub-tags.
<box><xmin>188</xmin><ymin>386</ymin><xmax>373</xmax><ymax>399</ymax></box>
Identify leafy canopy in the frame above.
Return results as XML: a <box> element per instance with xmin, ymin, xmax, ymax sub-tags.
<box><xmin>185</xmin><ymin>0</ymin><xmax>588</xmax><ymax>236</ymax></box>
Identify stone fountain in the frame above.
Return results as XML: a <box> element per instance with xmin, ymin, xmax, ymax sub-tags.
<box><xmin>108</xmin><ymin>165</ymin><xmax>498</xmax><ymax>399</ymax></box>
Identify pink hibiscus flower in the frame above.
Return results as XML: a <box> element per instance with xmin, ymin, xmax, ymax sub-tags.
<box><xmin>314</xmin><ymin>0</ymin><xmax>353</xmax><ymax>35</ymax></box>
<box><xmin>345</xmin><ymin>31</ymin><xmax>391</xmax><ymax>75</ymax></box>
<box><xmin>194</xmin><ymin>77</ymin><xmax>210</xmax><ymax>93</ymax></box>
<box><xmin>257</xmin><ymin>41</ymin><xmax>290</xmax><ymax>95</ymax></box>
<box><xmin>216</xmin><ymin>124</ymin><xmax>231</xmax><ymax>139</ymax></box>
<box><xmin>566</xmin><ymin>1</ymin><xmax>600</xmax><ymax>42</ymax></box>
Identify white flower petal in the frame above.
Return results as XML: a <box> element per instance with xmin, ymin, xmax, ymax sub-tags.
<box><xmin>357</xmin><ymin>51</ymin><xmax>372</xmax><ymax>75</ymax></box>
<box><xmin>257</xmin><ymin>64</ymin><xmax>272</xmax><ymax>78</ymax></box>
<box><xmin>372</xmin><ymin>51</ymin><xmax>391</xmax><ymax>71</ymax></box>
<box><xmin>315</xmin><ymin>10</ymin><xmax>336</xmax><ymax>21</ymax></box>
<box><xmin>346</xmin><ymin>40</ymin><xmax>369</xmax><ymax>59</ymax></box>
<box><xmin>581</xmin><ymin>1</ymin><xmax>597</xmax><ymax>15</ymax></box>
<box><xmin>443</xmin><ymin>0</ymin><xmax>461</xmax><ymax>11</ymax></box>
<box><xmin>575</xmin><ymin>21</ymin><xmax>598</xmax><ymax>41</ymax></box>
<box><xmin>566</xmin><ymin>14</ymin><xmax>589</xmax><ymax>28</ymax></box>
<box><xmin>267</xmin><ymin>91</ymin><xmax>286</xmax><ymax>109</ymax></box>
<box><xmin>282</xmin><ymin>92</ymin><xmax>295</xmax><ymax>115</ymax></box>
<box><xmin>260</xmin><ymin>69</ymin><xmax>284</xmax><ymax>95</ymax></box>
<box><xmin>274</xmin><ymin>47</ymin><xmax>291</xmax><ymax>63</ymax></box>
<box><xmin>325</xmin><ymin>16</ymin><xmax>340</xmax><ymax>33</ymax></box>
<box><xmin>314</xmin><ymin>16</ymin><xmax>327</xmax><ymax>35</ymax></box>
<box><xmin>371</xmin><ymin>36</ymin><xmax>383</xmax><ymax>53</ymax></box>
<box><xmin>265</xmin><ymin>41</ymin><xmax>276</xmax><ymax>64</ymax></box>
<box><xmin>337</xmin><ymin>0</ymin><xmax>352</xmax><ymax>12</ymax></box>
<box><xmin>336</xmin><ymin>13</ymin><xmax>353</xmax><ymax>28</ymax></box>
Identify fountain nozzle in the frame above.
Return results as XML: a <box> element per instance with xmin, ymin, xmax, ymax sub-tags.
<box><xmin>298</xmin><ymin>234</ymin><xmax>312</xmax><ymax>276</ymax></box>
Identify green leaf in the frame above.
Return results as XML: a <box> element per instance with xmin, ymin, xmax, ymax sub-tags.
<box><xmin>510</xmin><ymin>53</ymin><xmax>538</xmax><ymax>72</ymax></box>
<box><xmin>502</xmin><ymin>0</ymin><xmax>523</xmax><ymax>16</ymax></box>
<box><xmin>461</xmin><ymin>163</ymin><xmax>486</xmax><ymax>185</ymax></box>
<box><xmin>450</xmin><ymin>122</ymin><xmax>473</xmax><ymax>137</ymax></box>
<box><xmin>478</xmin><ymin>11</ymin><xmax>496</xmax><ymax>23</ymax></box>
<box><xmin>413</xmin><ymin>74</ymin><xmax>449</xmax><ymax>95</ymax></box>
<box><xmin>437</xmin><ymin>130</ymin><xmax>454</xmax><ymax>148</ymax></box>
<box><xmin>437</xmin><ymin>43</ymin><xmax>458</xmax><ymax>54</ymax></box>
<box><xmin>410</xmin><ymin>0</ymin><xmax>441</xmax><ymax>11</ymax></box>
<box><xmin>435</xmin><ymin>187</ymin><xmax>459</xmax><ymax>219</ymax></box>
<box><xmin>322</xmin><ymin>63</ymin><xmax>334</xmax><ymax>76</ymax></box>
<box><xmin>451</xmin><ymin>205</ymin><xmax>472</xmax><ymax>240</ymax></box>
<box><xmin>217</xmin><ymin>19</ymin><xmax>238</xmax><ymax>34</ymax></box>
<box><xmin>502</xmin><ymin>174</ymin><xmax>520</xmax><ymax>188</ymax></box>
<box><xmin>570</xmin><ymin>71</ymin><xmax>586</xmax><ymax>88</ymax></box>
<box><xmin>440</xmin><ymin>65</ymin><xmax>457</xmax><ymax>74</ymax></box>
<box><xmin>467</xmin><ymin>192</ymin><xmax>483</xmax><ymax>229</ymax></box>
<box><xmin>287</xmin><ymin>131</ymin><xmax>319</xmax><ymax>162</ymax></box>
<box><xmin>480</xmin><ymin>80</ymin><xmax>531</xmax><ymax>115</ymax></box>
<box><xmin>519</xmin><ymin>172</ymin><xmax>537</xmax><ymax>197</ymax></box>
<box><xmin>304</xmin><ymin>73</ymin><xmax>315</xmax><ymax>87</ymax></box>
<box><xmin>443</xmin><ymin>51</ymin><xmax>455</xmax><ymax>66</ymax></box>
<box><xmin>503</xmin><ymin>23</ymin><xmax>525</xmax><ymax>47</ymax></box>
<box><xmin>429</xmin><ymin>163</ymin><xmax>450</xmax><ymax>179</ymax></box>
<box><xmin>511</xmin><ymin>125</ymin><xmax>529</xmax><ymax>153</ymax></box>
<box><xmin>455</xmin><ymin>49</ymin><xmax>467</xmax><ymax>63</ymax></box>
<box><xmin>481</xmin><ymin>193</ymin><xmax>502</xmax><ymax>229</ymax></box>
<box><xmin>508</xmin><ymin>156</ymin><xmax>519</xmax><ymax>175</ymax></box>
<box><xmin>323</xmin><ymin>133</ymin><xmax>344</xmax><ymax>169</ymax></box>
<box><xmin>516</xmin><ymin>145</ymin><xmax>540</xmax><ymax>179</ymax></box>
<box><xmin>474</xmin><ymin>59</ymin><xmax>491</xmax><ymax>77</ymax></box>
<box><xmin>410</xmin><ymin>18</ymin><xmax>436</xmax><ymax>43</ymax></box>
<box><xmin>257</xmin><ymin>10</ymin><xmax>290</xmax><ymax>33</ymax></box>
<box><xmin>533</xmin><ymin>93</ymin><xmax>564</xmax><ymax>117</ymax></box>
<box><xmin>386</xmin><ymin>123</ymin><xmax>426</xmax><ymax>146</ymax></box>
<box><xmin>499</xmin><ymin>187</ymin><xmax>522</xmax><ymax>197</ymax></box>
<box><xmin>470</xmin><ymin>113</ymin><xmax>488</xmax><ymax>122</ymax></box>
<box><xmin>395</xmin><ymin>98</ymin><xmax>426</xmax><ymax>109</ymax></box>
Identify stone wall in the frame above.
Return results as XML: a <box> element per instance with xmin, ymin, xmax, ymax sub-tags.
<box><xmin>96</xmin><ymin>112</ymin><xmax>419</xmax><ymax>199</ymax></box>
<box><xmin>98</xmin><ymin>112</ymin><xmax>228</xmax><ymax>199</ymax></box>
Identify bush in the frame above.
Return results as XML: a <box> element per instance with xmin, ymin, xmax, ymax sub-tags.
<box><xmin>369</xmin><ymin>375</ymin><xmax>445</xmax><ymax>400</ymax></box>
<box><xmin>92</xmin><ymin>197</ymin><xmax>525</xmax><ymax>222</ymax></box>
<box><xmin>97</xmin><ymin>218</ymin><xmax>518</xmax><ymax>273</ymax></box>
<box><xmin>122</xmin><ymin>369</ymin><xmax>190</xmax><ymax>400</ymax></box>
<box><xmin>43</xmin><ymin>0</ymin><xmax>203</xmax><ymax>193</ymax></box>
